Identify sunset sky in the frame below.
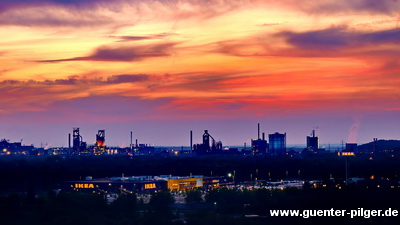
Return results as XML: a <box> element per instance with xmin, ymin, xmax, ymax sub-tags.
<box><xmin>0</xmin><ymin>0</ymin><xmax>399</xmax><ymax>147</ymax></box>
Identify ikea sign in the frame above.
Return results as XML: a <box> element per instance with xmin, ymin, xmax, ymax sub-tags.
<box><xmin>74</xmin><ymin>183</ymin><xmax>95</xmax><ymax>189</ymax></box>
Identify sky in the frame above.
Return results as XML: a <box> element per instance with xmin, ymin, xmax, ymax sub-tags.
<box><xmin>0</xmin><ymin>0</ymin><xmax>399</xmax><ymax>148</ymax></box>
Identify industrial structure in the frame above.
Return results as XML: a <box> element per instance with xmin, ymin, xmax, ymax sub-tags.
<box><xmin>193</xmin><ymin>130</ymin><xmax>223</xmax><ymax>155</ymax></box>
<box><xmin>307</xmin><ymin>130</ymin><xmax>319</xmax><ymax>151</ymax></box>
<box><xmin>0</xmin><ymin>139</ymin><xmax>34</xmax><ymax>155</ymax></box>
<box><xmin>132</xmin><ymin>143</ymin><xmax>155</xmax><ymax>155</ymax></box>
<box><xmin>269</xmin><ymin>132</ymin><xmax>286</xmax><ymax>155</ymax></box>
<box><xmin>2</xmin><ymin>124</ymin><xmax>397</xmax><ymax>158</ymax></box>
<box><xmin>251</xmin><ymin>123</ymin><xmax>268</xmax><ymax>155</ymax></box>
<box><xmin>71</xmin><ymin>128</ymin><xmax>87</xmax><ymax>154</ymax></box>
<box><xmin>68</xmin><ymin>128</ymin><xmax>156</xmax><ymax>155</ymax></box>
<box><xmin>345</xmin><ymin>143</ymin><xmax>358</xmax><ymax>153</ymax></box>
<box><xmin>302</xmin><ymin>130</ymin><xmax>326</xmax><ymax>155</ymax></box>
<box><xmin>93</xmin><ymin>130</ymin><xmax>106</xmax><ymax>155</ymax></box>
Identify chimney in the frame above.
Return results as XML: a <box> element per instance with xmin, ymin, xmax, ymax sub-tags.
<box><xmin>68</xmin><ymin>133</ymin><xmax>71</xmax><ymax>149</ymax></box>
<box><xmin>130</xmin><ymin>131</ymin><xmax>133</xmax><ymax>150</ymax></box>
<box><xmin>190</xmin><ymin>130</ymin><xmax>193</xmax><ymax>153</ymax></box>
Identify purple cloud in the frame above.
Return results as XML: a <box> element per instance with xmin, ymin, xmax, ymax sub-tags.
<box><xmin>0</xmin><ymin>74</ymin><xmax>152</xmax><ymax>86</ymax></box>
<box><xmin>307</xmin><ymin>0</ymin><xmax>400</xmax><ymax>15</ymax></box>
<box><xmin>0</xmin><ymin>0</ymin><xmax>259</xmax><ymax>28</ymax></box>
<box><xmin>38</xmin><ymin>43</ymin><xmax>176</xmax><ymax>62</ymax></box>
<box><xmin>279</xmin><ymin>27</ymin><xmax>400</xmax><ymax>50</ymax></box>
<box><xmin>280</xmin><ymin>27</ymin><xmax>353</xmax><ymax>50</ymax></box>
<box><xmin>105</xmin><ymin>74</ymin><xmax>150</xmax><ymax>84</ymax></box>
<box><xmin>0</xmin><ymin>0</ymin><xmax>110</xmax><ymax>13</ymax></box>
<box><xmin>111</xmin><ymin>33</ymin><xmax>176</xmax><ymax>42</ymax></box>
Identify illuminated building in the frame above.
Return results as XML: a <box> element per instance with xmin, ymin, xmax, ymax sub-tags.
<box><xmin>64</xmin><ymin>175</ymin><xmax>204</xmax><ymax>193</ymax></box>
<box><xmin>166</xmin><ymin>176</ymin><xmax>203</xmax><ymax>191</ymax></box>
<box><xmin>64</xmin><ymin>176</ymin><xmax>168</xmax><ymax>194</ymax></box>
<box><xmin>63</xmin><ymin>174</ymin><xmax>233</xmax><ymax>193</ymax></box>
<box><xmin>338</xmin><ymin>151</ymin><xmax>355</xmax><ymax>156</ymax></box>
<box><xmin>269</xmin><ymin>132</ymin><xmax>286</xmax><ymax>155</ymax></box>
<box><xmin>93</xmin><ymin>130</ymin><xmax>106</xmax><ymax>155</ymax></box>
<box><xmin>133</xmin><ymin>144</ymin><xmax>155</xmax><ymax>155</ymax></box>
<box><xmin>203</xmin><ymin>176</ymin><xmax>232</xmax><ymax>188</ymax></box>
<box><xmin>0</xmin><ymin>138</ymin><xmax>34</xmax><ymax>155</ymax></box>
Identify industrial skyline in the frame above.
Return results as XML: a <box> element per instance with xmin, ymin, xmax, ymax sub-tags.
<box><xmin>0</xmin><ymin>0</ymin><xmax>399</xmax><ymax>147</ymax></box>
<box><xmin>0</xmin><ymin>123</ymin><xmax>391</xmax><ymax>150</ymax></box>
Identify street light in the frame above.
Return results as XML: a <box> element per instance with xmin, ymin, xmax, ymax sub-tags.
<box><xmin>228</xmin><ymin>172</ymin><xmax>232</xmax><ymax>185</ymax></box>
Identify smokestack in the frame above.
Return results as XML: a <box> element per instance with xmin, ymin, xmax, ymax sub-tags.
<box><xmin>190</xmin><ymin>130</ymin><xmax>193</xmax><ymax>153</ymax></box>
<box><xmin>68</xmin><ymin>133</ymin><xmax>71</xmax><ymax>149</ymax></box>
<box><xmin>262</xmin><ymin>132</ymin><xmax>265</xmax><ymax>141</ymax></box>
<box><xmin>136</xmin><ymin>139</ymin><xmax>138</xmax><ymax>147</ymax></box>
<box><xmin>244</xmin><ymin>142</ymin><xmax>246</xmax><ymax>150</ymax></box>
<box><xmin>258</xmin><ymin>123</ymin><xmax>260</xmax><ymax>140</ymax></box>
<box><xmin>130</xmin><ymin>131</ymin><xmax>133</xmax><ymax>150</ymax></box>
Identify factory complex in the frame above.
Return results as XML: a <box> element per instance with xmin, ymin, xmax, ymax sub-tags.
<box><xmin>3</xmin><ymin>123</ymin><xmax>391</xmax><ymax>158</ymax></box>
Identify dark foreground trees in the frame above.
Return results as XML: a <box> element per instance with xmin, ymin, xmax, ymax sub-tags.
<box><xmin>185</xmin><ymin>190</ymin><xmax>203</xmax><ymax>204</ymax></box>
<box><xmin>2</xmin><ymin>187</ymin><xmax>400</xmax><ymax>225</ymax></box>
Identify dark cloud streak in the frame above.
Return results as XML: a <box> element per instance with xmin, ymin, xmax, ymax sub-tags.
<box><xmin>0</xmin><ymin>74</ymin><xmax>152</xmax><ymax>86</ymax></box>
<box><xmin>280</xmin><ymin>27</ymin><xmax>400</xmax><ymax>50</ymax></box>
<box><xmin>111</xmin><ymin>33</ymin><xmax>176</xmax><ymax>42</ymax></box>
<box><xmin>307</xmin><ymin>0</ymin><xmax>400</xmax><ymax>15</ymax></box>
<box><xmin>38</xmin><ymin>43</ymin><xmax>176</xmax><ymax>62</ymax></box>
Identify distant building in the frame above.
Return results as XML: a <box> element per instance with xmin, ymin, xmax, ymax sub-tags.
<box><xmin>302</xmin><ymin>130</ymin><xmax>326</xmax><ymax>156</ymax></box>
<box><xmin>0</xmin><ymin>138</ymin><xmax>34</xmax><ymax>155</ymax></box>
<box><xmin>307</xmin><ymin>130</ymin><xmax>319</xmax><ymax>151</ymax></box>
<box><xmin>63</xmin><ymin>175</ymin><xmax>231</xmax><ymax>193</ymax></box>
<box><xmin>93</xmin><ymin>130</ymin><xmax>106</xmax><ymax>155</ymax></box>
<box><xmin>269</xmin><ymin>132</ymin><xmax>286</xmax><ymax>155</ymax></box>
<box><xmin>72</xmin><ymin>128</ymin><xmax>87</xmax><ymax>154</ymax></box>
<box><xmin>251</xmin><ymin>123</ymin><xmax>268</xmax><ymax>155</ymax></box>
<box><xmin>251</xmin><ymin>139</ymin><xmax>268</xmax><ymax>155</ymax></box>
<box><xmin>133</xmin><ymin>144</ymin><xmax>155</xmax><ymax>155</ymax></box>
<box><xmin>345</xmin><ymin>143</ymin><xmax>358</xmax><ymax>153</ymax></box>
<box><xmin>193</xmin><ymin>130</ymin><xmax>223</xmax><ymax>155</ymax></box>
<box><xmin>64</xmin><ymin>176</ymin><xmax>167</xmax><ymax>194</ymax></box>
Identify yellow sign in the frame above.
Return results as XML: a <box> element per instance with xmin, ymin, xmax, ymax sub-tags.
<box><xmin>74</xmin><ymin>183</ymin><xmax>95</xmax><ymax>189</ymax></box>
<box><xmin>145</xmin><ymin>183</ymin><xmax>156</xmax><ymax>189</ymax></box>
<box><xmin>339</xmin><ymin>152</ymin><xmax>355</xmax><ymax>156</ymax></box>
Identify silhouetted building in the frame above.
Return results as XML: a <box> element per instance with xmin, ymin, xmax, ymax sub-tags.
<box><xmin>222</xmin><ymin>147</ymin><xmax>241</xmax><ymax>155</ymax></box>
<box><xmin>345</xmin><ymin>143</ymin><xmax>358</xmax><ymax>153</ymax></box>
<box><xmin>194</xmin><ymin>130</ymin><xmax>223</xmax><ymax>155</ymax></box>
<box><xmin>72</xmin><ymin>128</ymin><xmax>87</xmax><ymax>154</ymax></box>
<box><xmin>133</xmin><ymin>144</ymin><xmax>155</xmax><ymax>155</ymax></box>
<box><xmin>302</xmin><ymin>130</ymin><xmax>327</xmax><ymax>156</ymax></box>
<box><xmin>251</xmin><ymin>123</ymin><xmax>268</xmax><ymax>155</ymax></box>
<box><xmin>269</xmin><ymin>132</ymin><xmax>286</xmax><ymax>155</ymax></box>
<box><xmin>0</xmin><ymin>139</ymin><xmax>34</xmax><ymax>155</ymax></box>
<box><xmin>307</xmin><ymin>130</ymin><xmax>319</xmax><ymax>151</ymax></box>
